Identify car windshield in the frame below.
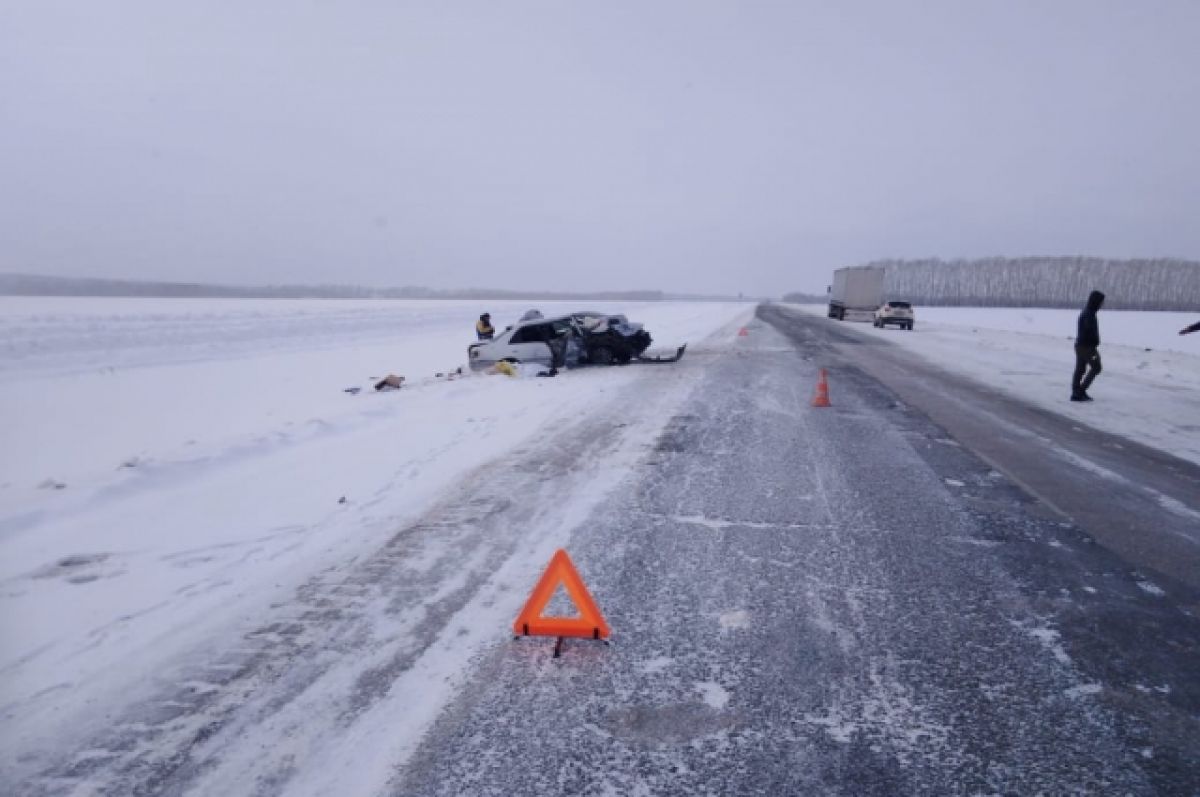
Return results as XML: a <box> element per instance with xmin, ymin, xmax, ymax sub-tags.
<box><xmin>888</xmin><ymin>302</ymin><xmax>912</xmax><ymax>309</ymax></box>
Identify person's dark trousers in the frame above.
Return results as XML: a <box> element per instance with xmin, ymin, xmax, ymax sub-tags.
<box><xmin>1073</xmin><ymin>345</ymin><xmax>1102</xmax><ymax>395</ymax></box>
<box><xmin>547</xmin><ymin>336</ymin><xmax>567</xmax><ymax>369</ymax></box>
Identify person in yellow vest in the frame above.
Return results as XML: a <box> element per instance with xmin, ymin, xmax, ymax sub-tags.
<box><xmin>476</xmin><ymin>312</ymin><xmax>495</xmax><ymax>340</ymax></box>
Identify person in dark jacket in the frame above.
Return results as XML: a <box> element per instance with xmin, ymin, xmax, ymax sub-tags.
<box><xmin>1180</xmin><ymin>321</ymin><xmax>1200</xmax><ymax>335</ymax></box>
<box><xmin>1071</xmin><ymin>290</ymin><xmax>1105</xmax><ymax>401</ymax></box>
<box><xmin>475</xmin><ymin>313</ymin><xmax>495</xmax><ymax>341</ymax></box>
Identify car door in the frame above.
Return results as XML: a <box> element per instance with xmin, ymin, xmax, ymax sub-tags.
<box><xmin>471</xmin><ymin>325</ymin><xmax>516</xmax><ymax>367</ymax></box>
<box><xmin>506</xmin><ymin>322</ymin><xmax>553</xmax><ymax>364</ymax></box>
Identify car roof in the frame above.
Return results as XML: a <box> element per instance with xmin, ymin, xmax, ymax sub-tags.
<box><xmin>512</xmin><ymin>313</ymin><xmax>572</xmax><ymax>327</ymax></box>
<box><xmin>512</xmin><ymin>310</ymin><xmax>614</xmax><ymax>328</ymax></box>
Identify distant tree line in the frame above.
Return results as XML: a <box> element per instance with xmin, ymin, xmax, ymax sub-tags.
<box><xmin>864</xmin><ymin>257</ymin><xmax>1199</xmax><ymax>311</ymax></box>
<box><xmin>0</xmin><ymin>273</ymin><xmax>673</xmax><ymax>302</ymax></box>
<box><xmin>781</xmin><ymin>291</ymin><xmax>826</xmax><ymax>304</ymax></box>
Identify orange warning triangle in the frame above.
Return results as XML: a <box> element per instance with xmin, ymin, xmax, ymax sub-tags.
<box><xmin>513</xmin><ymin>549</ymin><xmax>611</xmax><ymax>640</ymax></box>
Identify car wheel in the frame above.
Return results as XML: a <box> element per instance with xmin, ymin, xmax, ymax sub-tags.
<box><xmin>591</xmin><ymin>346</ymin><xmax>614</xmax><ymax>365</ymax></box>
<box><xmin>907</xmin><ymin>323</ymin><xmax>914</xmax><ymax>330</ymax></box>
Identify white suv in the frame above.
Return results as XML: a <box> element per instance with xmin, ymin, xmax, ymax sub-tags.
<box><xmin>874</xmin><ymin>301</ymin><xmax>915</xmax><ymax>330</ymax></box>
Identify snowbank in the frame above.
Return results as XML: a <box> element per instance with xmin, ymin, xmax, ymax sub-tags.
<box><xmin>890</xmin><ymin>306</ymin><xmax>1200</xmax><ymax>355</ymax></box>
<box><xmin>789</xmin><ymin>304</ymin><xmax>1200</xmax><ymax>462</ymax></box>
<box><xmin>0</xmin><ymin>298</ymin><xmax>736</xmax><ymax>509</ymax></box>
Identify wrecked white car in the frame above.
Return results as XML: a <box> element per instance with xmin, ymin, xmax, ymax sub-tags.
<box><xmin>467</xmin><ymin>311</ymin><xmax>685</xmax><ymax>371</ymax></box>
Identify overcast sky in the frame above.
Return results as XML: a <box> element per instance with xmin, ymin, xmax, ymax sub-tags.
<box><xmin>2</xmin><ymin>1</ymin><xmax>1198</xmax><ymax>296</ymax></box>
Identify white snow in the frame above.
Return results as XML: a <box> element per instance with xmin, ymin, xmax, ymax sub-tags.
<box><xmin>1016</xmin><ymin>623</ymin><xmax>1073</xmax><ymax>666</ymax></box>
<box><xmin>716</xmin><ymin>609</ymin><xmax>751</xmax><ymax>631</ymax></box>
<box><xmin>1156</xmin><ymin>494</ymin><xmax>1200</xmax><ymax>522</ymax></box>
<box><xmin>882</xmin><ymin>306</ymin><xmax>1200</xmax><ymax>355</ymax></box>
<box><xmin>0</xmin><ymin>296</ymin><xmax>750</xmax><ymax>783</ymax></box>
<box><xmin>669</xmin><ymin>514</ymin><xmax>813</xmax><ymax>532</ymax></box>
<box><xmin>695</xmin><ymin>680</ymin><xmax>731</xmax><ymax>711</ymax></box>
<box><xmin>636</xmin><ymin>656</ymin><xmax>674</xmax><ymax>675</ymax></box>
<box><xmin>803</xmin><ymin>657</ymin><xmax>951</xmax><ymax>763</ymax></box>
<box><xmin>1136</xmin><ymin>580</ymin><xmax>1166</xmax><ymax>597</ymax></box>
<box><xmin>1064</xmin><ymin>683</ymin><xmax>1103</xmax><ymax>699</ymax></box>
<box><xmin>788</xmin><ymin>304</ymin><xmax>1200</xmax><ymax>462</ymax></box>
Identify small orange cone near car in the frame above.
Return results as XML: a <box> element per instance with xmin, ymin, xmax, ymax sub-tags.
<box><xmin>513</xmin><ymin>549</ymin><xmax>610</xmax><ymax>645</ymax></box>
<box><xmin>812</xmin><ymin>368</ymin><xmax>832</xmax><ymax>407</ymax></box>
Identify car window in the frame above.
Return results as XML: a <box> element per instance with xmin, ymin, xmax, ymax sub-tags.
<box><xmin>888</xmin><ymin>301</ymin><xmax>912</xmax><ymax>309</ymax></box>
<box><xmin>511</xmin><ymin>323</ymin><xmax>551</xmax><ymax>344</ymax></box>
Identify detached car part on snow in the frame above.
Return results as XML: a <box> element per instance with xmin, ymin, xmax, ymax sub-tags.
<box><xmin>467</xmin><ymin>311</ymin><xmax>685</xmax><ymax>371</ymax></box>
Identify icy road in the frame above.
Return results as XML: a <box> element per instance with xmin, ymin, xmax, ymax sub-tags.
<box><xmin>5</xmin><ymin>302</ymin><xmax>1200</xmax><ymax>795</ymax></box>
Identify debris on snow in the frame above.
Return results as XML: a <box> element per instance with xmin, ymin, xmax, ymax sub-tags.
<box><xmin>374</xmin><ymin>374</ymin><xmax>404</xmax><ymax>391</ymax></box>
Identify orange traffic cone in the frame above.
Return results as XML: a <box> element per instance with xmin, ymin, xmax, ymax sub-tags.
<box><xmin>812</xmin><ymin>369</ymin><xmax>832</xmax><ymax>407</ymax></box>
<box><xmin>738</xmin><ymin>327</ymin><xmax>749</xmax><ymax>337</ymax></box>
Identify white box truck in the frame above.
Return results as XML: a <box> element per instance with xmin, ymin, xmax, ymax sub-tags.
<box><xmin>827</xmin><ymin>266</ymin><xmax>884</xmax><ymax>320</ymax></box>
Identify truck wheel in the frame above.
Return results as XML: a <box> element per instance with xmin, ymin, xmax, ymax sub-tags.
<box><xmin>591</xmin><ymin>346</ymin><xmax>614</xmax><ymax>365</ymax></box>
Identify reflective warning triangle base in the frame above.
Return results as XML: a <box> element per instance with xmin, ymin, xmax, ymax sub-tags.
<box><xmin>513</xmin><ymin>549</ymin><xmax>611</xmax><ymax>640</ymax></box>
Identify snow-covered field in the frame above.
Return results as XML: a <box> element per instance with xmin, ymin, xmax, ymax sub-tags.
<box><xmin>0</xmin><ymin>297</ymin><xmax>751</xmax><ymax>783</ymax></box>
<box><xmin>790</xmin><ymin>304</ymin><xmax>1200</xmax><ymax>462</ymax></box>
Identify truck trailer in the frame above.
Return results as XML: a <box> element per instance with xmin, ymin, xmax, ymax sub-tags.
<box><xmin>827</xmin><ymin>266</ymin><xmax>884</xmax><ymax>320</ymax></box>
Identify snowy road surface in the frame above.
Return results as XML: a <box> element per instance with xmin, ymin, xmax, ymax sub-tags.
<box><xmin>4</xmin><ymin>300</ymin><xmax>1199</xmax><ymax>794</ymax></box>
